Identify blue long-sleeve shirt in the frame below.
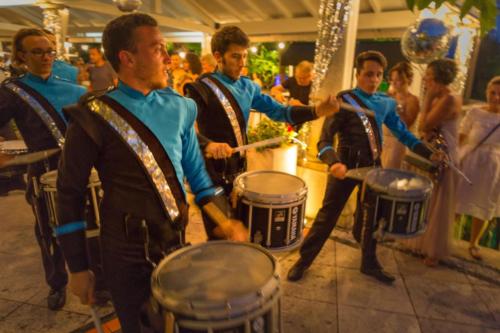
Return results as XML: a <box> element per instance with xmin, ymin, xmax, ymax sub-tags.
<box><xmin>211</xmin><ymin>71</ymin><xmax>294</xmax><ymax>126</ymax></box>
<box><xmin>107</xmin><ymin>82</ymin><xmax>216</xmax><ymax>203</ymax></box>
<box><xmin>19</xmin><ymin>72</ymin><xmax>86</xmax><ymax>122</ymax></box>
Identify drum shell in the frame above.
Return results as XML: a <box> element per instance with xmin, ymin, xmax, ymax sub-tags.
<box><xmin>151</xmin><ymin>241</ymin><xmax>282</xmax><ymax>333</ymax></box>
<box><xmin>362</xmin><ymin>168</ymin><xmax>433</xmax><ymax>238</ymax></box>
<box><xmin>233</xmin><ymin>171</ymin><xmax>307</xmax><ymax>251</ymax></box>
<box><xmin>39</xmin><ymin>169</ymin><xmax>102</xmax><ymax>231</ymax></box>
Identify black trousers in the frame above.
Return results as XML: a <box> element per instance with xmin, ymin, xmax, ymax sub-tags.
<box><xmin>297</xmin><ymin>175</ymin><xmax>378</xmax><ymax>269</ymax></box>
<box><xmin>100</xmin><ymin>209</ymin><xmax>182</xmax><ymax>333</ymax></box>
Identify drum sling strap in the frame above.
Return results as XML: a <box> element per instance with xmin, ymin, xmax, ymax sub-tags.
<box><xmin>4</xmin><ymin>80</ymin><xmax>66</xmax><ymax>148</ymax></box>
<box><xmin>342</xmin><ymin>92</ymin><xmax>382</xmax><ymax>162</ymax></box>
<box><xmin>200</xmin><ymin>75</ymin><xmax>247</xmax><ymax>155</ymax></box>
<box><xmin>84</xmin><ymin>95</ymin><xmax>188</xmax><ymax>231</ymax></box>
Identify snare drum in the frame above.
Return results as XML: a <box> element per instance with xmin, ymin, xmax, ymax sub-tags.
<box><xmin>151</xmin><ymin>241</ymin><xmax>281</xmax><ymax>333</ymax></box>
<box><xmin>234</xmin><ymin>170</ymin><xmax>307</xmax><ymax>251</ymax></box>
<box><xmin>362</xmin><ymin>168</ymin><xmax>433</xmax><ymax>239</ymax></box>
<box><xmin>0</xmin><ymin>140</ymin><xmax>28</xmax><ymax>155</ymax></box>
<box><xmin>39</xmin><ymin>169</ymin><xmax>102</xmax><ymax>233</ymax></box>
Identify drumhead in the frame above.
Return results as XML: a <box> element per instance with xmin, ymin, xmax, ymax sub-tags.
<box><xmin>0</xmin><ymin>140</ymin><xmax>28</xmax><ymax>154</ymax></box>
<box><xmin>40</xmin><ymin>169</ymin><xmax>100</xmax><ymax>188</ymax></box>
<box><xmin>365</xmin><ymin>168</ymin><xmax>433</xmax><ymax>197</ymax></box>
<box><xmin>234</xmin><ymin>170</ymin><xmax>307</xmax><ymax>203</ymax></box>
<box><xmin>151</xmin><ymin>241</ymin><xmax>279</xmax><ymax>320</ymax></box>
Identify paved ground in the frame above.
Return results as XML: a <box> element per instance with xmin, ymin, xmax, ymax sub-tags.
<box><xmin>0</xmin><ymin>190</ymin><xmax>499</xmax><ymax>333</ymax></box>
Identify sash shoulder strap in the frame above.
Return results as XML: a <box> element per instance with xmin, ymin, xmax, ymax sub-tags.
<box><xmin>83</xmin><ymin>94</ymin><xmax>188</xmax><ymax>227</ymax></box>
<box><xmin>200</xmin><ymin>75</ymin><xmax>247</xmax><ymax>150</ymax></box>
<box><xmin>4</xmin><ymin>79</ymin><xmax>66</xmax><ymax>147</ymax></box>
<box><xmin>342</xmin><ymin>91</ymin><xmax>382</xmax><ymax>161</ymax></box>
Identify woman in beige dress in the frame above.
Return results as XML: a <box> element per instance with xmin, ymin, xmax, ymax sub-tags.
<box><xmin>456</xmin><ymin>76</ymin><xmax>500</xmax><ymax>260</ymax></box>
<box><xmin>382</xmin><ymin>62</ymin><xmax>420</xmax><ymax>168</ymax></box>
<box><xmin>405</xmin><ymin>59</ymin><xmax>461</xmax><ymax>266</ymax></box>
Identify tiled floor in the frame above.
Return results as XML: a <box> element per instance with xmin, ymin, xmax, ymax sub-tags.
<box><xmin>1</xmin><ymin>191</ymin><xmax>499</xmax><ymax>333</ymax></box>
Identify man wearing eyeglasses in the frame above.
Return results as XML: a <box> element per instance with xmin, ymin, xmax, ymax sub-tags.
<box><xmin>0</xmin><ymin>28</ymin><xmax>86</xmax><ymax>310</ymax></box>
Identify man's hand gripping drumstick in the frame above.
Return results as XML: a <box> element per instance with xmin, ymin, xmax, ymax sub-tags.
<box><xmin>202</xmin><ymin>202</ymin><xmax>248</xmax><ymax>241</ymax></box>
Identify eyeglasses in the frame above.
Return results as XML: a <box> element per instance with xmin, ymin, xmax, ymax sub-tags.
<box><xmin>24</xmin><ymin>49</ymin><xmax>57</xmax><ymax>57</ymax></box>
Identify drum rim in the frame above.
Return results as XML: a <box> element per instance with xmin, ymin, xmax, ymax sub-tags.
<box><xmin>39</xmin><ymin>169</ymin><xmax>100</xmax><ymax>187</ymax></box>
<box><xmin>234</xmin><ymin>170</ymin><xmax>307</xmax><ymax>203</ymax></box>
<box><xmin>151</xmin><ymin>241</ymin><xmax>280</xmax><ymax>320</ymax></box>
<box><xmin>364</xmin><ymin>168</ymin><xmax>433</xmax><ymax>197</ymax></box>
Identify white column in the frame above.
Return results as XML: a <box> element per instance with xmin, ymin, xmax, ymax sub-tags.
<box><xmin>201</xmin><ymin>33</ymin><xmax>212</xmax><ymax>55</ymax></box>
<box><xmin>299</xmin><ymin>0</ymin><xmax>360</xmax><ymax>221</ymax></box>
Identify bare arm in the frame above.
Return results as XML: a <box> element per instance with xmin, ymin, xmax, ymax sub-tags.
<box><xmin>270</xmin><ymin>84</ymin><xmax>286</xmax><ymax>102</ymax></box>
<box><xmin>401</xmin><ymin>95</ymin><xmax>420</xmax><ymax>128</ymax></box>
<box><xmin>419</xmin><ymin>94</ymin><xmax>459</xmax><ymax>132</ymax></box>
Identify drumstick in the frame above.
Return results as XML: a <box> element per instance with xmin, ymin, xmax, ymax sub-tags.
<box><xmin>232</xmin><ymin>137</ymin><xmax>286</xmax><ymax>153</ymax></box>
<box><xmin>422</xmin><ymin>143</ymin><xmax>473</xmax><ymax>185</ymax></box>
<box><xmin>90</xmin><ymin>305</ymin><xmax>105</xmax><ymax>333</ymax></box>
<box><xmin>339</xmin><ymin>102</ymin><xmax>375</xmax><ymax>117</ymax></box>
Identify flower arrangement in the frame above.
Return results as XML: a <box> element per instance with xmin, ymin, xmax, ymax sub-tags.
<box><xmin>247</xmin><ymin>119</ymin><xmax>297</xmax><ymax>152</ymax></box>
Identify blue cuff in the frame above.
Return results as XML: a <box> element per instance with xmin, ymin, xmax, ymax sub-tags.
<box><xmin>54</xmin><ymin>221</ymin><xmax>87</xmax><ymax>236</ymax></box>
<box><xmin>195</xmin><ymin>187</ymin><xmax>218</xmax><ymax>203</ymax></box>
<box><xmin>285</xmin><ymin>106</ymin><xmax>293</xmax><ymax>123</ymax></box>
<box><xmin>318</xmin><ymin>146</ymin><xmax>333</xmax><ymax>157</ymax></box>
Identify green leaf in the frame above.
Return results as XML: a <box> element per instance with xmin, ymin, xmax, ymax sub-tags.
<box><xmin>416</xmin><ymin>0</ymin><xmax>434</xmax><ymax>10</ymax></box>
<box><xmin>478</xmin><ymin>0</ymin><xmax>497</xmax><ymax>36</ymax></box>
<box><xmin>406</xmin><ymin>0</ymin><xmax>416</xmax><ymax>10</ymax></box>
<box><xmin>459</xmin><ymin>0</ymin><xmax>475</xmax><ymax>19</ymax></box>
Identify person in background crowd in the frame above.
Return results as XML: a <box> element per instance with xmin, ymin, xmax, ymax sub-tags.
<box><xmin>381</xmin><ymin>61</ymin><xmax>420</xmax><ymax>169</ymax></box>
<box><xmin>169</xmin><ymin>52</ymin><xmax>186</xmax><ymax>93</ymax></box>
<box><xmin>184</xmin><ymin>25</ymin><xmax>340</xmax><ymax>241</ymax></box>
<box><xmin>404</xmin><ymin>58</ymin><xmax>460</xmax><ymax>267</ymax></box>
<box><xmin>456</xmin><ymin>76</ymin><xmax>500</xmax><ymax>260</ymax></box>
<box><xmin>88</xmin><ymin>46</ymin><xmax>117</xmax><ymax>91</ymax></box>
<box><xmin>42</xmin><ymin>29</ymin><xmax>78</xmax><ymax>83</ymax></box>
<box><xmin>200</xmin><ymin>53</ymin><xmax>217</xmax><ymax>74</ymax></box>
<box><xmin>271</xmin><ymin>60</ymin><xmax>313</xmax><ymax>106</ymax></box>
<box><xmin>183</xmin><ymin>52</ymin><xmax>202</xmax><ymax>80</ymax></box>
<box><xmin>0</xmin><ymin>28</ymin><xmax>86</xmax><ymax>310</ymax></box>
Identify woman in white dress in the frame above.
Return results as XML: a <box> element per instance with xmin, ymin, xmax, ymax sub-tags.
<box><xmin>405</xmin><ymin>59</ymin><xmax>460</xmax><ymax>267</ymax></box>
<box><xmin>382</xmin><ymin>62</ymin><xmax>420</xmax><ymax>169</ymax></box>
<box><xmin>456</xmin><ymin>76</ymin><xmax>500</xmax><ymax>260</ymax></box>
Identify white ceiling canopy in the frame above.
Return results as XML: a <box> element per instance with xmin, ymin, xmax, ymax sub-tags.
<box><xmin>0</xmin><ymin>0</ymin><xmax>418</xmax><ymax>41</ymax></box>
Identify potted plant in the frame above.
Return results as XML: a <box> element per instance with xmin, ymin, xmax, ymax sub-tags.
<box><xmin>246</xmin><ymin>118</ymin><xmax>299</xmax><ymax>175</ymax></box>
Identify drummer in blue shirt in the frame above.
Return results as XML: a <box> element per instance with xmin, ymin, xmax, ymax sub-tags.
<box><xmin>287</xmin><ymin>51</ymin><xmax>441</xmax><ymax>284</ymax></box>
<box><xmin>184</xmin><ymin>26</ymin><xmax>340</xmax><ymax>239</ymax></box>
<box><xmin>55</xmin><ymin>14</ymin><xmax>247</xmax><ymax>333</ymax></box>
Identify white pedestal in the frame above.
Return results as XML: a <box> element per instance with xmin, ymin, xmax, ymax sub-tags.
<box><xmin>246</xmin><ymin>144</ymin><xmax>298</xmax><ymax>175</ymax></box>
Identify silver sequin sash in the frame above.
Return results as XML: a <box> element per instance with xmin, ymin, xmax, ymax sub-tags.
<box><xmin>5</xmin><ymin>82</ymin><xmax>65</xmax><ymax>148</ymax></box>
<box><xmin>86</xmin><ymin>98</ymin><xmax>180</xmax><ymax>221</ymax></box>
<box><xmin>201</xmin><ymin>76</ymin><xmax>245</xmax><ymax>155</ymax></box>
<box><xmin>343</xmin><ymin>93</ymin><xmax>380</xmax><ymax>161</ymax></box>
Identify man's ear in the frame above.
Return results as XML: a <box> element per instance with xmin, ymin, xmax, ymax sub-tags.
<box><xmin>118</xmin><ymin>50</ymin><xmax>134</xmax><ymax>69</ymax></box>
<box><xmin>17</xmin><ymin>51</ymin><xmax>26</xmax><ymax>64</ymax></box>
<box><xmin>213</xmin><ymin>51</ymin><xmax>223</xmax><ymax>64</ymax></box>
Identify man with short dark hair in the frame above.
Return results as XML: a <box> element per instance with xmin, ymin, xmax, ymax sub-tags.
<box><xmin>271</xmin><ymin>60</ymin><xmax>313</xmax><ymax>106</ymax></box>
<box><xmin>287</xmin><ymin>50</ymin><xmax>438</xmax><ymax>284</ymax></box>
<box><xmin>184</xmin><ymin>26</ymin><xmax>339</xmax><ymax>240</ymax></box>
<box><xmin>0</xmin><ymin>28</ymin><xmax>86</xmax><ymax>309</ymax></box>
<box><xmin>87</xmin><ymin>46</ymin><xmax>117</xmax><ymax>91</ymax></box>
<box><xmin>55</xmin><ymin>14</ymin><xmax>246</xmax><ymax>332</ymax></box>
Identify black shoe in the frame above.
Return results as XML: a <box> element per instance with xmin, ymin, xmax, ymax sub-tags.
<box><xmin>287</xmin><ymin>262</ymin><xmax>308</xmax><ymax>282</ymax></box>
<box><xmin>47</xmin><ymin>287</ymin><xmax>66</xmax><ymax>310</ymax></box>
<box><xmin>360</xmin><ymin>267</ymin><xmax>395</xmax><ymax>285</ymax></box>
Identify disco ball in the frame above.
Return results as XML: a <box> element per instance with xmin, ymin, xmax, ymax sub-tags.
<box><xmin>113</xmin><ymin>0</ymin><xmax>143</xmax><ymax>12</ymax></box>
<box><xmin>401</xmin><ymin>18</ymin><xmax>451</xmax><ymax>64</ymax></box>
